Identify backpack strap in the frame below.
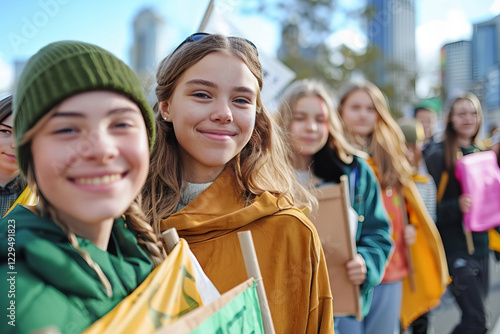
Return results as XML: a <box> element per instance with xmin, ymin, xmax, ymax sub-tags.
<box><xmin>436</xmin><ymin>171</ymin><xmax>448</xmax><ymax>204</ymax></box>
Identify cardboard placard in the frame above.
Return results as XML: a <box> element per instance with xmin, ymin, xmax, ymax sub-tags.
<box><xmin>309</xmin><ymin>175</ymin><xmax>362</xmax><ymax>320</ymax></box>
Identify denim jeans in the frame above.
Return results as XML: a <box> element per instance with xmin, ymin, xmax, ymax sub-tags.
<box><xmin>336</xmin><ymin>281</ymin><xmax>402</xmax><ymax>334</ymax></box>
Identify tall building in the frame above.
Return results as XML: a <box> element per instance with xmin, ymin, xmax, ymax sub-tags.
<box><xmin>366</xmin><ymin>0</ymin><xmax>417</xmax><ymax>113</ymax></box>
<box><xmin>472</xmin><ymin>15</ymin><xmax>500</xmax><ymax>82</ymax></box>
<box><xmin>472</xmin><ymin>15</ymin><xmax>500</xmax><ymax>133</ymax></box>
<box><xmin>441</xmin><ymin>40</ymin><xmax>472</xmax><ymax>99</ymax></box>
<box><xmin>129</xmin><ymin>8</ymin><xmax>165</xmax><ymax>106</ymax></box>
<box><xmin>129</xmin><ymin>8</ymin><xmax>164</xmax><ymax>77</ymax></box>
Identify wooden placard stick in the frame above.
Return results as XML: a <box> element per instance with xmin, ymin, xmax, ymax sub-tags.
<box><xmin>401</xmin><ymin>203</ymin><xmax>416</xmax><ymax>291</ymax></box>
<box><xmin>238</xmin><ymin>231</ymin><xmax>276</xmax><ymax>334</ymax></box>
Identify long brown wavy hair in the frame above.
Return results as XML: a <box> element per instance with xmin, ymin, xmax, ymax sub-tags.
<box><xmin>142</xmin><ymin>34</ymin><xmax>317</xmax><ymax>230</ymax></box>
<box><xmin>443</xmin><ymin>93</ymin><xmax>483</xmax><ymax>173</ymax></box>
<box><xmin>337</xmin><ymin>81</ymin><xmax>413</xmax><ymax>189</ymax></box>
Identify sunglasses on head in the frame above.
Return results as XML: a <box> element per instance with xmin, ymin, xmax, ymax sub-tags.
<box><xmin>172</xmin><ymin>32</ymin><xmax>258</xmax><ymax>55</ymax></box>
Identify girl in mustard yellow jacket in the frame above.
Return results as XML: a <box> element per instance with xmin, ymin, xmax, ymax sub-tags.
<box><xmin>142</xmin><ymin>33</ymin><xmax>333</xmax><ymax>333</ymax></box>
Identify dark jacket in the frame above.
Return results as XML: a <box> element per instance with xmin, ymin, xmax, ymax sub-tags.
<box><xmin>425</xmin><ymin>142</ymin><xmax>489</xmax><ymax>258</ymax></box>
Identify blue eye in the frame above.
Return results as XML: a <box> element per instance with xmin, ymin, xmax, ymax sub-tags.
<box><xmin>234</xmin><ymin>98</ymin><xmax>251</xmax><ymax>104</ymax></box>
<box><xmin>193</xmin><ymin>92</ymin><xmax>210</xmax><ymax>99</ymax></box>
<box><xmin>113</xmin><ymin>122</ymin><xmax>132</xmax><ymax>129</ymax></box>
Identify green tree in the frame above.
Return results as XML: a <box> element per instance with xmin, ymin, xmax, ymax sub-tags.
<box><xmin>243</xmin><ymin>1</ymin><xmax>416</xmax><ymax>116</ymax></box>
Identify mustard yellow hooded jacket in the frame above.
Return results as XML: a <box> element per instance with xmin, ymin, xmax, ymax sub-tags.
<box><xmin>160</xmin><ymin>169</ymin><xmax>334</xmax><ymax>334</ymax></box>
<box><xmin>400</xmin><ymin>181</ymin><xmax>450</xmax><ymax>329</ymax></box>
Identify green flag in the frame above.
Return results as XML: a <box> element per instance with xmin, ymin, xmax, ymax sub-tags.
<box><xmin>158</xmin><ymin>279</ymin><xmax>264</xmax><ymax>334</ymax></box>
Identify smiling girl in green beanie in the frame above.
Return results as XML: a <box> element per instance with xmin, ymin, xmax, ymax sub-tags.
<box><xmin>0</xmin><ymin>40</ymin><xmax>166</xmax><ymax>334</ymax></box>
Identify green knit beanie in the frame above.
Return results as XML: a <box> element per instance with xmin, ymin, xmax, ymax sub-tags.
<box><xmin>13</xmin><ymin>40</ymin><xmax>155</xmax><ymax>177</ymax></box>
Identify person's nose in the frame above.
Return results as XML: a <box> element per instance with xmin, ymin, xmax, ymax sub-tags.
<box><xmin>210</xmin><ymin>100</ymin><xmax>233</xmax><ymax>124</ymax></box>
<box><xmin>305</xmin><ymin>118</ymin><xmax>317</xmax><ymax>132</ymax></box>
<box><xmin>79</xmin><ymin>130</ymin><xmax>119</xmax><ymax>164</ymax></box>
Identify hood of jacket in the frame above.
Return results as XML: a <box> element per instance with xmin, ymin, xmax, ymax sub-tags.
<box><xmin>0</xmin><ymin>205</ymin><xmax>153</xmax><ymax>300</ymax></box>
<box><xmin>161</xmin><ymin>168</ymin><xmax>295</xmax><ymax>241</ymax></box>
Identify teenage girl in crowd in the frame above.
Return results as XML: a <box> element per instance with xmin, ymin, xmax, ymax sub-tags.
<box><xmin>142</xmin><ymin>33</ymin><xmax>333</xmax><ymax>333</ymax></box>
<box><xmin>398</xmin><ymin>119</ymin><xmax>437</xmax><ymax>223</ymax></box>
<box><xmin>276</xmin><ymin>79</ymin><xmax>392</xmax><ymax>326</ymax></box>
<box><xmin>425</xmin><ymin>93</ymin><xmax>489</xmax><ymax>334</ymax></box>
<box><xmin>336</xmin><ymin>81</ymin><xmax>449</xmax><ymax>333</ymax></box>
<box><xmin>0</xmin><ymin>41</ymin><xmax>165</xmax><ymax>334</ymax></box>
<box><xmin>0</xmin><ymin>95</ymin><xmax>35</xmax><ymax>217</ymax></box>
<box><xmin>398</xmin><ymin>118</ymin><xmax>437</xmax><ymax>334</ymax></box>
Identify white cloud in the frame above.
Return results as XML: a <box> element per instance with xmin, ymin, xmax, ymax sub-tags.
<box><xmin>490</xmin><ymin>0</ymin><xmax>500</xmax><ymax>15</ymax></box>
<box><xmin>327</xmin><ymin>26</ymin><xmax>368</xmax><ymax>52</ymax></box>
<box><xmin>0</xmin><ymin>55</ymin><xmax>14</xmax><ymax>94</ymax></box>
<box><xmin>415</xmin><ymin>8</ymin><xmax>472</xmax><ymax>97</ymax></box>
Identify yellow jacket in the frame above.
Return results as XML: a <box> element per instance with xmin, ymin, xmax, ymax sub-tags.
<box><xmin>160</xmin><ymin>169</ymin><xmax>334</xmax><ymax>334</ymax></box>
<box><xmin>401</xmin><ymin>181</ymin><xmax>450</xmax><ymax>328</ymax></box>
<box><xmin>489</xmin><ymin>229</ymin><xmax>500</xmax><ymax>252</ymax></box>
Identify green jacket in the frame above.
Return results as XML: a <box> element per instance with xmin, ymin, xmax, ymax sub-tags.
<box><xmin>344</xmin><ymin>157</ymin><xmax>393</xmax><ymax>316</ymax></box>
<box><xmin>313</xmin><ymin>150</ymin><xmax>392</xmax><ymax>317</ymax></box>
<box><xmin>0</xmin><ymin>205</ymin><xmax>153</xmax><ymax>334</ymax></box>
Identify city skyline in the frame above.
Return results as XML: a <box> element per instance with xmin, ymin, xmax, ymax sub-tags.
<box><xmin>1</xmin><ymin>0</ymin><xmax>500</xmax><ymax>97</ymax></box>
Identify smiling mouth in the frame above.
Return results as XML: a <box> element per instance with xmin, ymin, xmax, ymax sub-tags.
<box><xmin>198</xmin><ymin>130</ymin><xmax>237</xmax><ymax>140</ymax></box>
<box><xmin>71</xmin><ymin>173</ymin><xmax>125</xmax><ymax>186</ymax></box>
<box><xmin>2</xmin><ymin>153</ymin><xmax>16</xmax><ymax>160</ymax></box>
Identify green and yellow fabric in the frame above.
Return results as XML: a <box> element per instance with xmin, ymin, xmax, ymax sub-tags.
<box><xmin>84</xmin><ymin>238</ymin><xmax>208</xmax><ymax>333</ymax></box>
<box><xmin>0</xmin><ymin>205</ymin><xmax>154</xmax><ymax>334</ymax></box>
<box><xmin>3</xmin><ymin>186</ymin><xmax>37</xmax><ymax>218</ymax></box>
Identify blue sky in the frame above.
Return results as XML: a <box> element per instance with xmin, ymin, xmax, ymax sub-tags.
<box><xmin>1</xmin><ymin>0</ymin><xmax>499</xmax><ymax>96</ymax></box>
<box><xmin>0</xmin><ymin>0</ymin><xmax>205</xmax><ymax>66</ymax></box>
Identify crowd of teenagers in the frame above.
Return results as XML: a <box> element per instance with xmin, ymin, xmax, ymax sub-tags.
<box><xmin>0</xmin><ymin>33</ymin><xmax>499</xmax><ymax>334</ymax></box>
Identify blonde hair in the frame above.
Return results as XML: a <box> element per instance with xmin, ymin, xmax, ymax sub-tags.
<box><xmin>337</xmin><ymin>81</ymin><xmax>413</xmax><ymax>188</ymax></box>
<box><xmin>142</xmin><ymin>34</ymin><xmax>317</xmax><ymax>228</ymax></box>
<box><xmin>444</xmin><ymin>92</ymin><xmax>484</xmax><ymax>173</ymax></box>
<box><xmin>22</xmin><ymin>107</ymin><xmax>166</xmax><ymax>297</ymax></box>
<box><xmin>276</xmin><ymin>79</ymin><xmax>365</xmax><ymax>165</ymax></box>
